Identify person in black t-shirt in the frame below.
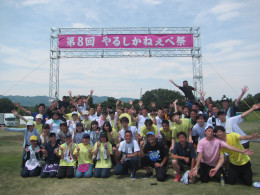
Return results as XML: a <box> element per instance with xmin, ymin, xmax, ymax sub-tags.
<box><xmin>169</xmin><ymin>79</ymin><xmax>196</xmax><ymax>103</ymax></box>
<box><xmin>171</xmin><ymin>132</ymin><xmax>196</xmax><ymax>182</ymax></box>
<box><xmin>140</xmin><ymin>132</ymin><xmax>168</xmax><ymax>181</ymax></box>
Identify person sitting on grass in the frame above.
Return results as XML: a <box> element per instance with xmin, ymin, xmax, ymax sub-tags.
<box><xmin>74</xmin><ymin>133</ymin><xmax>94</xmax><ymax>178</ymax></box>
<box><xmin>57</xmin><ymin>134</ymin><xmax>76</xmax><ymax>179</ymax></box>
<box><xmin>215</xmin><ymin>126</ymin><xmax>258</xmax><ymax>186</ymax></box>
<box><xmin>190</xmin><ymin>126</ymin><xmax>254</xmax><ymax>183</ymax></box>
<box><xmin>140</xmin><ymin>132</ymin><xmax>168</xmax><ymax>182</ymax></box>
<box><xmin>114</xmin><ymin>130</ymin><xmax>140</xmax><ymax>180</ymax></box>
<box><xmin>93</xmin><ymin>132</ymin><xmax>113</xmax><ymax>178</ymax></box>
<box><xmin>21</xmin><ymin>135</ymin><xmax>43</xmax><ymax>177</ymax></box>
<box><xmin>171</xmin><ymin>132</ymin><xmax>196</xmax><ymax>183</ymax></box>
<box><xmin>40</xmin><ymin>132</ymin><xmax>60</xmax><ymax>178</ymax></box>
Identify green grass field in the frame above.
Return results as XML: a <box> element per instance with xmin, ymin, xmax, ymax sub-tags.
<box><xmin>0</xmin><ymin>121</ymin><xmax>260</xmax><ymax>195</ymax></box>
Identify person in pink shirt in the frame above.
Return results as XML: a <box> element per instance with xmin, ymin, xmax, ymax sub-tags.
<box><xmin>190</xmin><ymin>125</ymin><xmax>253</xmax><ymax>183</ymax></box>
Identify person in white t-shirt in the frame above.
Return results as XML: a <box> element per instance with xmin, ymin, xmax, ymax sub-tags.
<box><xmin>114</xmin><ymin>130</ymin><xmax>140</xmax><ymax>180</ymax></box>
<box><xmin>216</xmin><ymin>103</ymin><xmax>260</xmax><ymax>149</ymax></box>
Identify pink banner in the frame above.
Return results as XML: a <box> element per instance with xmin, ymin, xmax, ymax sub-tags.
<box><xmin>58</xmin><ymin>34</ymin><xmax>193</xmax><ymax>49</ymax></box>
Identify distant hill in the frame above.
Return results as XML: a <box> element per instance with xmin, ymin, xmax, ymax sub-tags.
<box><xmin>0</xmin><ymin>95</ymin><xmax>136</xmax><ymax>107</ymax></box>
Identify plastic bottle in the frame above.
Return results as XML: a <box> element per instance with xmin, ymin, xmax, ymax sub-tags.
<box><xmin>220</xmin><ymin>174</ymin><xmax>225</xmax><ymax>187</ymax></box>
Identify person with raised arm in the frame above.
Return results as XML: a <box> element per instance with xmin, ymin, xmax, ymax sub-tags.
<box><xmin>169</xmin><ymin>79</ymin><xmax>196</xmax><ymax>104</ymax></box>
<box><xmin>13</xmin><ymin>102</ymin><xmax>49</xmax><ymax>124</ymax></box>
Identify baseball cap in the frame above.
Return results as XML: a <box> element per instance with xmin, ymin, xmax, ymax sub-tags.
<box><xmin>36</xmin><ymin>114</ymin><xmax>43</xmax><ymax>119</ymax></box>
<box><xmin>30</xmin><ymin>135</ymin><xmax>38</xmax><ymax>141</ymax></box>
<box><xmin>205</xmin><ymin>125</ymin><xmax>214</xmax><ymax>131</ymax></box>
<box><xmin>26</xmin><ymin>121</ymin><xmax>34</xmax><ymax>126</ymax></box>
<box><xmin>146</xmin><ymin>131</ymin><xmax>155</xmax><ymax>137</ymax></box>
<box><xmin>82</xmin><ymin>111</ymin><xmax>89</xmax><ymax>115</ymax></box>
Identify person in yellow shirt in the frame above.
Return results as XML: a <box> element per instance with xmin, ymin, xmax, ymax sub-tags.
<box><xmin>93</xmin><ymin>132</ymin><xmax>113</xmax><ymax>178</ymax></box>
<box><xmin>215</xmin><ymin>126</ymin><xmax>257</xmax><ymax>186</ymax></box>
<box><xmin>160</xmin><ymin>120</ymin><xmax>173</xmax><ymax>149</ymax></box>
<box><xmin>170</xmin><ymin>112</ymin><xmax>193</xmax><ymax>151</ymax></box>
<box><xmin>57</xmin><ymin>134</ymin><xmax>76</xmax><ymax>179</ymax></box>
<box><xmin>140</xmin><ymin>119</ymin><xmax>159</xmax><ymax>139</ymax></box>
<box><xmin>74</xmin><ymin>133</ymin><xmax>94</xmax><ymax>178</ymax></box>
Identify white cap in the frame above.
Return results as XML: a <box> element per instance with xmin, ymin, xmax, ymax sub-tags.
<box><xmin>26</xmin><ymin>121</ymin><xmax>34</xmax><ymax>126</ymax></box>
<box><xmin>36</xmin><ymin>114</ymin><xmax>43</xmax><ymax>119</ymax></box>
<box><xmin>72</xmin><ymin>111</ymin><xmax>78</xmax><ymax>115</ymax></box>
<box><xmin>82</xmin><ymin>111</ymin><xmax>89</xmax><ymax>115</ymax></box>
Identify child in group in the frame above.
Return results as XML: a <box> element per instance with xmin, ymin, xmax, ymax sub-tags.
<box><xmin>93</xmin><ymin>132</ymin><xmax>113</xmax><ymax>178</ymax></box>
<box><xmin>73</xmin><ymin>122</ymin><xmax>87</xmax><ymax>144</ymax></box>
<box><xmin>21</xmin><ymin>135</ymin><xmax>43</xmax><ymax>177</ymax></box>
<box><xmin>45</xmin><ymin>110</ymin><xmax>63</xmax><ymax>138</ymax></box>
<box><xmin>41</xmin><ymin>132</ymin><xmax>60</xmax><ymax>178</ymax></box>
<box><xmin>87</xmin><ymin>120</ymin><xmax>101</xmax><ymax>147</ymax></box>
<box><xmin>40</xmin><ymin>124</ymin><xmax>50</xmax><ymax>146</ymax></box>
<box><xmin>57</xmin><ymin>122</ymin><xmax>72</xmax><ymax>144</ymax></box>
<box><xmin>74</xmin><ymin>133</ymin><xmax>94</xmax><ymax>178</ymax></box>
<box><xmin>57</xmin><ymin>134</ymin><xmax>77</xmax><ymax>179</ymax></box>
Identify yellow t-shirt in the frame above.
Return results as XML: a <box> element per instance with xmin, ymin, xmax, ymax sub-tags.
<box><xmin>140</xmin><ymin>124</ymin><xmax>158</xmax><ymax>138</ymax></box>
<box><xmin>220</xmin><ymin>133</ymin><xmax>250</xmax><ymax>166</ymax></box>
<box><xmin>93</xmin><ymin>142</ymin><xmax>113</xmax><ymax>168</ymax></box>
<box><xmin>73</xmin><ymin>143</ymin><xmax>93</xmax><ymax>165</ymax></box>
<box><xmin>172</xmin><ymin>118</ymin><xmax>192</xmax><ymax>142</ymax></box>
<box><xmin>58</xmin><ymin>143</ymin><xmax>76</xmax><ymax>167</ymax></box>
<box><xmin>34</xmin><ymin>122</ymin><xmax>42</xmax><ymax>134</ymax></box>
<box><xmin>65</xmin><ymin>113</ymin><xmax>81</xmax><ymax>120</ymax></box>
<box><xmin>160</xmin><ymin>126</ymin><xmax>173</xmax><ymax>141</ymax></box>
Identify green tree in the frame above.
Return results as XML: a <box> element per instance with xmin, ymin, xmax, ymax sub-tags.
<box><xmin>141</xmin><ymin>88</ymin><xmax>185</xmax><ymax>110</ymax></box>
<box><xmin>0</xmin><ymin>98</ymin><xmax>15</xmax><ymax>113</ymax></box>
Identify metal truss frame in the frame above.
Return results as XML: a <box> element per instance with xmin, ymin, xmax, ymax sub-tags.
<box><xmin>49</xmin><ymin>27</ymin><xmax>202</xmax><ymax>101</ymax></box>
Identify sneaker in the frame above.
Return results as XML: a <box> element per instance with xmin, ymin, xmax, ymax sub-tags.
<box><xmin>174</xmin><ymin>174</ymin><xmax>181</xmax><ymax>182</ymax></box>
<box><xmin>131</xmin><ymin>174</ymin><xmax>136</xmax><ymax>181</ymax></box>
<box><xmin>142</xmin><ymin>172</ymin><xmax>153</xmax><ymax>179</ymax></box>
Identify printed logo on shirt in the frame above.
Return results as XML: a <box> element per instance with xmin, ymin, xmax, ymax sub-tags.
<box><xmin>148</xmin><ymin>150</ymin><xmax>160</xmax><ymax>162</ymax></box>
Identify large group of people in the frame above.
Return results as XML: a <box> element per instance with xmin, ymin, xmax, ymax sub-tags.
<box><xmin>1</xmin><ymin>79</ymin><xmax>259</xmax><ymax>186</ymax></box>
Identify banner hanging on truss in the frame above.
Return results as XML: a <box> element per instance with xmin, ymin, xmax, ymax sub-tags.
<box><xmin>59</xmin><ymin>34</ymin><xmax>193</xmax><ymax>49</ymax></box>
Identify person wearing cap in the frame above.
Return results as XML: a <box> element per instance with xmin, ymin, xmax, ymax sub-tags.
<box><xmin>72</xmin><ymin>122</ymin><xmax>87</xmax><ymax>144</ymax></box>
<box><xmin>114</xmin><ymin>130</ymin><xmax>140</xmax><ymax>180</ymax></box>
<box><xmin>21</xmin><ymin>135</ymin><xmax>43</xmax><ymax>177</ymax></box>
<box><xmin>13</xmin><ymin>102</ymin><xmax>49</xmax><ymax>124</ymax></box>
<box><xmin>221</xmin><ymin>86</ymin><xmax>248</xmax><ymax>118</ymax></box>
<box><xmin>40</xmin><ymin>132</ymin><xmax>60</xmax><ymax>178</ymax></box>
<box><xmin>58</xmin><ymin>122</ymin><xmax>73</xmax><ymax>144</ymax></box>
<box><xmin>82</xmin><ymin>110</ymin><xmax>92</xmax><ymax>130</ymax></box>
<box><xmin>93</xmin><ymin>131</ymin><xmax>113</xmax><ymax>178</ymax></box>
<box><xmin>215</xmin><ymin>126</ymin><xmax>257</xmax><ymax>186</ymax></box>
<box><xmin>190</xmin><ymin>126</ymin><xmax>254</xmax><ymax>183</ymax></box>
<box><xmin>66</xmin><ymin>111</ymin><xmax>80</xmax><ymax>133</ymax></box>
<box><xmin>74</xmin><ymin>133</ymin><xmax>94</xmax><ymax>178</ymax></box>
<box><xmin>140</xmin><ymin>132</ymin><xmax>169</xmax><ymax>181</ymax></box>
<box><xmin>57</xmin><ymin>133</ymin><xmax>77</xmax><ymax>179</ymax></box>
<box><xmin>45</xmin><ymin>110</ymin><xmax>63</xmax><ymax>138</ymax></box>
<box><xmin>216</xmin><ymin>103</ymin><xmax>260</xmax><ymax>149</ymax></box>
<box><xmin>169</xmin><ymin>112</ymin><xmax>193</xmax><ymax>151</ymax></box>
<box><xmin>40</xmin><ymin>124</ymin><xmax>51</xmax><ymax>145</ymax></box>
<box><xmin>171</xmin><ymin>132</ymin><xmax>196</xmax><ymax>182</ymax></box>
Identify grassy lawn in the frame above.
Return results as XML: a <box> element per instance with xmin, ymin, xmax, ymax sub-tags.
<box><xmin>0</xmin><ymin>121</ymin><xmax>260</xmax><ymax>195</ymax></box>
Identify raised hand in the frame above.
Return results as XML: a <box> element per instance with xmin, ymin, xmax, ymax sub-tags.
<box><xmin>11</xmin><ymin>109</ymin><xmax>18</xmax><ymax>116</ymax></box>
<box><xmin>13</xmin><ymin>102</ymin><xmax>20</xmax><ymax>107</ymax></box>
<box><xmin>138</xmin><ymin>100</ymin><xmax>143</xmax><ymax>107</ymax></box>
<box><xmin>169</xmin><ymin>79</ymin><xmax>174</xmax><ymax>83</ymax></box>
<box><xmin>90</xmin><ymin>89</ymin><xmax>94</xmax><ymax>94</ymax></box>
<box><xmin>252</xmin><ymin>103</ymin><xmax>260</xmax><ymax>111</ymax></box>
<box><xmin>129</xmin><ymin>100</ymin><xmax>133</xmax><ymax>105</ymax></box>
<box><xmin>68</xmin><ymin>90</ymin><xmax>72</xmax><ymax>95</ymax></box>
<box><xmin>242</xmin><ymin>86</ymin><xmax>248</xmax><ymax>94</ymax></box>
<box><xmin>151</xmin><ymin>102</ymin><xmax>156</xmax><ymax>108</ymax></box>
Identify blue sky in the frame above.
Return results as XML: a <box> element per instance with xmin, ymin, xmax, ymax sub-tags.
<box><xmin>0</xmin><ymin>0</ymin><xmax>259</xmax><ymax>101</ymax></box>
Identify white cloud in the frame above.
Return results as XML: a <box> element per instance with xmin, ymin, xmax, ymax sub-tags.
<box><xmin>22</xmin><ymin>0</ymin><xmax>51</xmax><ymax>6</ymax></box>
<box><xmin>142</xmin><ymin>0</ymin><xmax>162</xmax><ymax>5</ymax></box>
<box><xmin>210</xmin><ymin>2</ymin><xmax>245</xmax><ymax>21</ymax></box>
<box><xmin>72</xmin><ymin>23</ymin><xmax>91</xmax><ymax>28</ymax></box>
